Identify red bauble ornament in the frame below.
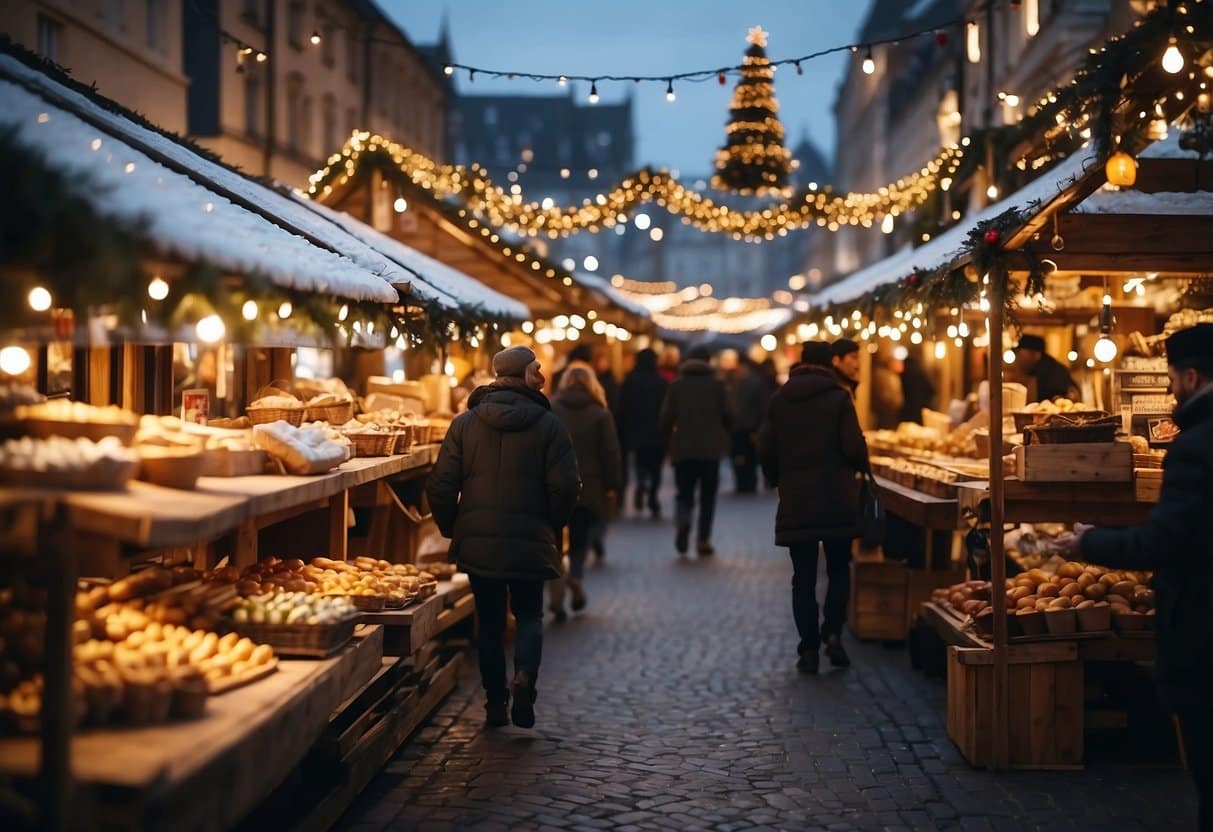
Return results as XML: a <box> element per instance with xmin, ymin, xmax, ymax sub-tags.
<box><xmin>935</xmin><ymin>31</ymin><xmax>948</xmax><ymax>47</ymax></box>
<box><xmin>984</xmin><ymin>229</ymin><xmax>1002</xmax><ymax>245</ymax></box>
<box><xmin>718</xmin><ymin>72</ymin><xmax>727</xmax><ymax>85</ymax></box>
<box><xmin>902</xmin><ymin>273</ymin><xmax>921</xmax><ymax>289</ymax></box>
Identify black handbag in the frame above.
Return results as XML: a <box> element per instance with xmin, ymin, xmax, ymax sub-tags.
<box><xmin>857</xmin><ymin>471</ymin><xmax>887</xmax><ymax>548</ymax></box>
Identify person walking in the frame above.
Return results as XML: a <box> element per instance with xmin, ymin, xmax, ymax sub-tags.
<box><xmin>722</xmin><ymin>352</ymin><xmax>767</xmax><ymax>494</ymax></box>
<box><xmin>617</xmin><ymin>348</ymin><xmax>668</xmax><ymax>518</ymax></box>
<box><xmin>1058</xmin><ymin>324</ymin><xmax>1213</xmax><ymax>828</ymax></box>
<box><xmin>831</xmin><ymin>338</ymin><xmax>861</xmax><ymax>398</ymax></box>
<box><xmin>427</xmin><ymin>346</ymin><xmax>581</xmax><ymax>729</ymax></box>
<box><xmin>550</xmin><ymin>366</ymin><xmax>623</xmax><ymax>620</ymax></box>
<box><xmin>660</xmin><ymin>345</ymin><xmax>733</xmax><ymax>557</ymax></box>
<box><xmin>758</xmin><ymin>341</ymin><xmax>871</xmax><ymax>674</ymax></box>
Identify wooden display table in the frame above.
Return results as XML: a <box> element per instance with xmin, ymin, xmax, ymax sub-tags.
<box><xmin>850</xmin><ymin>477</ymin><xmax>963</xmax><ymax>640</ymax></box>
<box><xmin>920</xmin><ymin>601</ymin><xmax>1155</xmax><ymax>769</ymax></box>
<box><xmin>954</xmin><ymin>479</ymin><xmax>1157</xmax><ymax>528</ymax></box>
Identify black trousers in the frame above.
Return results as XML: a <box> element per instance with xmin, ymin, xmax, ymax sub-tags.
<box><xmin>469</xmin><ymin>574</ymin><xmax>544</xmax><ymax>705</ymax></box>
<box><xmin>788</xmin><ymin>538</ymin><xmax>853</xmax><ymax>654</ymax></box>
<box><xmin>1173</xmin><ymin>694</ymin><xmax>1213</xmax><ymax>830</ymax></box>
<box><xmin>632</xmin><ymin>447</ymin><xmax>663</xmax><ymax>512</ymax></box>
<box><xmin>674</xmin><ymin>460</ymin><xmax>720</xmax><ymax>542</ymax></box>
<box><xmin>730</xmin><ymin>430</ymin><xmax>759</xmax><ymax>493</ymax></box>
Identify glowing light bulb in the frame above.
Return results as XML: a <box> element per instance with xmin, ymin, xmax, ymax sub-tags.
<box><xmin>881</xmin><ymin>214</ymin><xmax>894</xmax><ymax>234</ymax></box>
<box><xmin>588</xmin><ymin>82</ymin><xmax>599</xmax><ymax>104</ymax></box>
<box><xmin>1094</xmin><ymin>336</ymin><xmax>1119</xmax><ymax>363</ymax></box>
<box><xmin>0</xmin><ymin>346</ymin><xmax>31</xmax><ymax>376</ymax></box>
<box><xmin>338</xmin><ymin>304</ymin><xmax>349</xmax><ymax>322</ymax></box>
<box><xmin>443</xmin><ymin>65</ymin><xmax>454</xmax><ymax>76</ymax></box>
<box><xmin>241</xmin><ymin>300</ymin><xmax>259</xmax><ymax>321</ymax></box>
<box><xmin>1162</xmin><ymin>40</ymin><xmax>1185</xmax><ymax>74</ymax></box>
<box><xmin>1003</xmin><ymin>349</ymin><xmax>1017</xmax><ymax>365</ymax></box>
<box><xmin>934</xmin><ymin>341</ymin><xmax>947</xmax><ymax>360</ymax></box>
<box><xmin>665</xmin><ymin>80</ymin><xmax>676</xmax><ymax>102</ymax></box>
<box><xmin>862</xmin><ymin>48</ymin><xmax>875</xmax><ymax>75</ymax></box>
<box><xmin>27</xmin><ymin>287</ymin><xmax>52</xmax><ymax>312</ymax></box>
<box><xmin>195</xmin><ymin>314</ymin><xmax>225</xmax><ymax>344</ymax></box>
<box><xmin>310</xmin><ymin>31</ymin><xmax>321</xmax><ymax>45</ymax></box>
<box><xmin>147</xmin><ymin>277</ymin><xmax>169</xmax><ymax>300</ymax></box>
<box><xmin>986</xmin><ymin>184</ymin><xmax>999</xmax><ymax>199</ymax></box>
<box><xmin>582</xmin><ymin>255</ymin><xmax>599</xmax><ymax>272</ymax></box>
<box><xmin>393</xmin><ymin>197</ymin><xmax>408</xmax><ymax>213</ymax></box>
<box><xmin>760</xmin><ymin>334</ymin><xmax>778</xmax><ymax>352</ymax></box>
<box><xmin>278</xmin><ymin>301</ymin><xmax>292</xmax><ymax>319</ymax></box>
<box><xmin>634</xmin><ymin>213</ymin><xmax>651</xmax><ymax>230</ymax></box>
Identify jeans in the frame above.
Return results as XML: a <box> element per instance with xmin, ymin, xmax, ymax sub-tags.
<box><xmin>631</xmin><ymin>447</ymin><xmax>663</xmax><ymax>513</ymax></box>
<box><xmin>730</xmin><ymin>430</ymin><xmax>759</xmax><ymax>493</ymax></box>
<box><xmin>789</xmin><ymin>538</ymin><xmax>853</xmax><ymax>654</ymax></box>
<box><xmin>567</xmin><ymin>506</ymin><xmax>605</xmax><ymax>581</ymax></box>
<box><xmin>469</xmin><ymin>574</ymin><xmax>544</xmax><ymax>704</ymax></box>
<box><xmin>674</xmin><ymin>460</ymin><xmax>720</xmax><ymax>542</ymax></box>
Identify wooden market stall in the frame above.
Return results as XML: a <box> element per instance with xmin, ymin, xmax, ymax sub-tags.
<box><xmin>0</xmin><ymin>45</ymin><xmax>529</xmax><ymax>830</ymax></box>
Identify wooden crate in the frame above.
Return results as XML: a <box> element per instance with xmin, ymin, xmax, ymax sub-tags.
<box><xmin>946</xmin><ymin>645</ymin><xmax>1084</xmax><ymax>769</ymax></box>
<box><xmin>1134</xmin><ymin>469</ymin><xmax>1163</xmax><ymax>503</ymax></box>
<box><xmin>849</xmin><ymin>560</ymin><xmax>908</xmax><ymax>640</ymax></box>
<box><xmin>906</xmin><ymin>567</ymin><xmax>966</xmax><ymax>632</ymax></box>
<box><xmin>1014</xmin><ymin>442</ymin><xmax>1132</xmax><ymax>483</ymax></box>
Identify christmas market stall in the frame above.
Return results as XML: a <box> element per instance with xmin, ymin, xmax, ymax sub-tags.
<box><xmin>0</xmin><ymin>45</ymin><xmax>527</xmax><ymax>830</ymax></box>
<box><xmin>795</xmin><ymin>6</ymin><xmax>1213</xmax><ymax>770</ymax></box>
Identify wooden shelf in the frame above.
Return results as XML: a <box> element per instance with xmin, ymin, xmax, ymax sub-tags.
<box><xmin>0</xmin><ymin>446</ymin><xmax>440</xmax><ymax>550</ymax></box>
<box><xmin>1002</xmin><ymin>479</ymin><xmax>1154</xmax><ymax>527</ymax></box>
<box><xmin>0</xmin><ymin>626</ymin><xmax>385</xmax><ymax>831</ymax></box>
<box><xmin>362</xmin><ymin>576</ymin><xmax>471</xmax><ymax>656</ymax></box>
<box><xmin>873</xmin><ymin>475</ymin><xmax>960</xmax><ymax>530</ymax></box>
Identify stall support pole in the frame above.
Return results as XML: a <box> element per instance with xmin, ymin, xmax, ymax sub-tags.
<box><xmin>42</xmin><ymin>503</ymin><xmax>75</xmax><ymax>831</ymax></box>
<box><xmin>988</xmin><ymin>269</ymin><xmax>1009</xmax><ymax>770</ymax></box>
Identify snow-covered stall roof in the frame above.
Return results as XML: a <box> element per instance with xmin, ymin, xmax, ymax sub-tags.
<box><xmin>0</xmin><ymin>54</ymin><xmax>402</xmax><ymax>303</ymax></box>
<box><xmin>811</xmin><ymin>145</ymin><xmax>1100</xmax><ymax>307</ymax></box>
<box><xmin>1075</xmin><ymin>132</ymin><xmax>1213</xmax><ymax>216</ymax></box>
<box><xmin>293</xmin><ymin>195</ymin><xmax>530</xmax><ymax>321</ymax></box>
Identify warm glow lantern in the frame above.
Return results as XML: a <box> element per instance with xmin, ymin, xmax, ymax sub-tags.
<box><xmin>1105</xmin><ymin>151</ymin><xmax>1137</xmax><ymax>188</ymax></box>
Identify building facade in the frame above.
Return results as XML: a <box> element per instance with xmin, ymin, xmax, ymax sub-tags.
<box><xmin>184</xmin><ymin>0</ymin><xmax>447</xmax><ymax>187</ymax></box>
<box><xmin>1</xmin><ymin>0</ymin><xmax>189</xmax><ymax>132</ymax></box>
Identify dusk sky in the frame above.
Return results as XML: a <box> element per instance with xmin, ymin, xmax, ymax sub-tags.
<box><xmin>385</xmin><ymin>1</ymin><xmax>870</xmax><ymax>178</ymax></box>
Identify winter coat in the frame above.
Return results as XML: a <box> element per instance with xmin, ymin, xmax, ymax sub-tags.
<box><xmin>427</xmin><ymin>382</ymin><xmax>581</xmax><ymax>580</ymax></box>
<box><xmin>616</xmin><ymin>366</ymin><xmax>668</xmax><ymax>451</ymax></box>
<box><xmin>757</xmin><ymin>365</ymin><xmax>871</xmax><ymax>545</ymax></box>
<box><xmin>553</xmin><ymin>388</ymin><xmax>624</xmax><ymax>518</ymax></box>
<box><xmin>725</xmin><ymin>367</ymin><xmax>768</xmax><ymax>433</ymax></box>
<box><xmin>1079</xmin><ymin>386</ymin><xmax>1213</xmax><ymax>702</ymax></box>
<box><xmin>659</xmin><ymin>359</ymin><xmax>734</xmax><ymax>462</ymax></box>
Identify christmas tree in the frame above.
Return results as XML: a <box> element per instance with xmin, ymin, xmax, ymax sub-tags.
<box><xmin>712</xmin><ymin>26</ymin><xmax>793</xmax><ymax>196</ymax></box>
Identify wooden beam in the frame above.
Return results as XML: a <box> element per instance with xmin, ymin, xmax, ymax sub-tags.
<box><xmin>1008</xmin><ymin>251</ymin><xmax>1213</xmax><ymax>274</ymax></box>
<box><xmin>1051</xmin><ymin>214</ymin><xmax>1213</xmax><ymax>255</ymax></box>
<box><xmin>1135</xmin><ymin>159</ymin><xmax>1213</xmax><ymax>194</ymax></box>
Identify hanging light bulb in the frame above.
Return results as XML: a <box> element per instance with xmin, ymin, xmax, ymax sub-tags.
<box><xmin>147</xmin><ymin>277</ymin><xmax>169</xmax><ymax>301</ymax></box>
<box><xmin>934</xmin><ymin>341</ymin><xmax>947</xmax><ymax>360</ymax></box>
<box><xmin>338</xmin><ymin>304</ymin><xmax>349</xmax><ymax>322</ymax></box>
<box><xmin>1162</xmin><ymin>38</ymin><xmax>1185</xmax><ymax>74</ymax></box>
<box><xmin>1003</xmin><ymin>349</ymin><xmax>1017</xmax><ymax>365</ymax></box>
<box><xmin>0</xmin><ymin>345</ymin><xmax>31</xmax><ymax>376</ymax></box>
<box><xmin>881</xmin><ymin>214</ymin><xmax>894</xmax><ymax>234</ymax></box>
<box><xmin>443</xmin><ymin>65</ymin><xmax>454</xmax><ymax>76</ymax></box>
<box><xmin>241</xmin><ymin>300</ymin><xmax>259</xmax><ymax>321</ymax></box>
<box><xmin>665</xmin><ymin>79</ymin><xmax>676</xmax><ymax>102</ymax></box>
<box><xmin>310</xmin><ymin>30</ymin><xmax>321</xmax><ymax>45</ymax></box>
<box><xmin>557</xmin><ymin>75</ymin><xmax>568</xmax><ymax>87</ymax></box>
<box><xmin>195</xmin><ymin>314</ymin><xmax>226</xmax><ymax>344</ymax></box>
<box><xmin>588</xmin><ymin>81</ymin><xmax>599</xmax><ymax>104</ymax></box>
<box><xmin>393</xmin><ymin>197</ymin><xmax>408</xmax><ymax>213</ymax></box>
<box><xmin>986</xmin><ymin>184</ymin><xmax>999</xmax><ymax>199</ymax></box>
<box><xmin>278</xmin><ymin>301</ymin><xmax>292</xmax><ymax>319</ymax></box>
<box><xmin>862</xmin><ymin>46</ymin><xmax>875</xmax><ymax>75</ymax></box>
<box><xmin>27</xmin><ymin>287</ymin><xmax>52</xmax><ymax>312</ymax></box>
<box><xmin>1094</xmin><ymin>336</ymin><xmax>1119</xmax><ymax>363</ymax></box>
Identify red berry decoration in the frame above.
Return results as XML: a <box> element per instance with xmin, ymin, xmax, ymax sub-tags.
<box><xmin>718</xmin><ymin>72</ymin><xmax>727</xmax><ymax>85</ymax></box>
<box><xmin>984</xmin><ymin>229</ymin><xmax>1002</xmax><ymax>245</ymax></box>
<box><xmin>935</xmin><ymin>31</ymin><xmax>948</xmax><ymax>47</ymax></box>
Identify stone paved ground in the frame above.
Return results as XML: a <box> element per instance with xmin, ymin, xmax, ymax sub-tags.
<box><xmin>337</xmin><ymin>484</ymin><xmax>1196</xmax><ymax>831</ymax></box>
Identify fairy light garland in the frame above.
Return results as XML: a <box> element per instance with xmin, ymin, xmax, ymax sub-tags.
<box><xmin>307</xmin><ymin>132</ymin><xmax>964</xmax><ymax>242</ymax></box>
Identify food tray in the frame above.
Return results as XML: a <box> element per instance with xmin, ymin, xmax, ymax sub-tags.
<box><xmin>0</xmin><ymin>458</ymin><xmax>139</xmax><ymax>490</ymax></box>
<box><xmin>232</xmin><ymin>616</ymin><xmax>356</xmax><ymax>658</ymax></box>
<box><xmin>247</xmin><ymin>407</ymin><xmax>304</xmax><ymax>427</ymax></box>
<box><xmin>201</xmin><ymin>448</ymin><xmax>268</xmax><ymax>477</ymax></box>
<box><xmin>207</xmin><ymin>658</ymin><xmax>279</xmax><ymax>694</ymax></box>
<box><xmin>21</xmin><ymin>418</ymin><xmax>138</xmax><ymax>445</ymax></box>
<box><xmin>305</xmin><ymin>401</ymin><xmax>355</xmax><ymax>425</ymax></box>
<box><xmin>138</xmin><ymin>449</ymin><xmax>206</xmax><ymax>490</ymax></box>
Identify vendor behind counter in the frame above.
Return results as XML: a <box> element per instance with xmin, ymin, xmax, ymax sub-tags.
<box><xmin>1013</xmin><ymin>334</ymin><xmax>1079</xmax><ymax>403</ymax></box>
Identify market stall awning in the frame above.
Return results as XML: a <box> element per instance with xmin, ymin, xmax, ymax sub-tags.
<box><xmin>810</xmin><ymin>145</ymin><xmax>1099</xmax><ymax>308</ymax></box>
<box><xmin>0</xmin><ymin>53</ymin><xmax>401</xmax><ymax>303</ymax></box>
<box><xmin>294</xmin><ymin>194</ymin><xmax>530</xmax><ymax>321</ymax></box>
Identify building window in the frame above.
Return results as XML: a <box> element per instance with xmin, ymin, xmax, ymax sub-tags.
<box><xmin>321</xmin><ymin>22</ymin><xmax>335</xmax><ymax>66</ymax></box>
<box><xmin>346</xmin><ymin>30</ymin><xmax>359</xmax><ymax>82</ymax></box>
<box><xmin>145</xmin><ymin>0</ymin><xmax>163</xmax><ymax>51</ymax></box>
<box><xmin>285</xmin><ymin>74</ymin><xmax>303</xmax><ymax>153</ymax></box>
<box><xmin>287</xmin><ymin>2</ymin><xmax>304</xmax><ymax>48</ymax></box>
<box><xmin>244</xmin><ymin>74</ymin><xmax>263</xmax><ymax>138</ymax></box>
<box><xmin>36</xmin><ymin>14</ymin><xmax>61</xmax><ymax>63</ymax></box>
<box><xmin>322</xmin><ymin>94</ymin><xmax>337</xmax><ymax>156</ymax></box>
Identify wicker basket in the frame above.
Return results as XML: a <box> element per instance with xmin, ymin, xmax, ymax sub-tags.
<box><xmin>1012</xmin><ymin>410</ymin><xmax>1107</xmax><ymax>433</ymax></box>
<box><xmin>345</xmin><ymin>431</ymin><xmax>395</xmax><ymax>457</ymax></box>
<box><xmin>232</xmin><ymin>614</ymin><xmax>356</xmax><ymax>657</ymax></box>
<box><xmin>427</xmin><ymin>419</ymin><xmax>452</xmax><ymax>444</ymax></box>
<box><xmin>390</xmin><ymin>427</ymin><xmax>413</xmax><ymax>454</ymax></box>
<box><xmin>305</xmin><ymin>400</ymin><xmax>354</xmax><ymax>425</ymax></box>
<box><xmin>247</xmin><ymin>407</ymin><xmax>305</xmax><ymax>427</ymax></box>
<box><xmin>1024</xmin><ymin>423</ymin><xmax>1119</xmax><ymax>445</ymax></box>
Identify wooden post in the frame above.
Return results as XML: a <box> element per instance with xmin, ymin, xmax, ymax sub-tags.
<box><xmin>42</xmin><ymin>503</ymin><xmax>75</xmax><ymax>831</ymax></box>
<box><xmin>988</xmin><ymin>266</ymin><xmax>1009</xmax><ymax>770</ymax></box>
<box><xmin>328</xmin><ymin>490</ymin><xmax>349</xmax><ymax>561</ymax></box>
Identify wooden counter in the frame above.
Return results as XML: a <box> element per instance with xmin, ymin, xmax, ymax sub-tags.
<box><xmin>0</xmin><ymin>626</ymin><xmax>385</xmax><ymax>831</ymax></box>
<box><xmin>873</xmin><ymin>475</ymin><xmax>960</xmax><ymax>530</ymax></box>
<box><xmin>951</xmin><ymin>479</ymin><xmax>1156</xmax><ymax>528</ymax></box>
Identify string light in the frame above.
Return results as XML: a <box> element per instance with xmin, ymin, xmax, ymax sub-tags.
<box><xmin>278</xmin><ymin>301</ymin><xmax>293</xmax><ymax>319</ymax></box>
<box><xmin>195</xmin><ymin>314</ymin><xmax>226</xmax><ymax>344</ymax></box>
<box><xmin>862</xmin><ymin>46</ymin><xmax>875</xmax><ymax>75</ymax></box>
<box><xmin>588</xmin><ymin>82</ymin><xmax>599</xmax><ymax>104</ymax></box>
<box><xmin>665</xmin><ymin>79</ymin><xmax>676</xmax><ymax>102</ymax></box>
<box><xmin>1162</xmin><ymin>37</ymin><xmax>1185</xmax><ymax>74</ymax></box>
<box><xmin>27</xmin><ymin>287</ymin><xmax>52</xmax><ymax>312</ymax></box>
<box><xmin>310</xmin><ymin>31</ymin><xmax>321</xmax><ymax>45</ymax></box>
<box><xmin>147</xmin><ymin>277</ymin><xmax>169</xmax><ymax>301</ymax></box>
<box><xmin>241</xmin><ymin>300</ymin><xmax>259</xmax><ymax>321</ymax></box>
<box><xmin>0</xmin><ymin>346</ymin><xmax>31</xmax><ymax>376</ymax></box>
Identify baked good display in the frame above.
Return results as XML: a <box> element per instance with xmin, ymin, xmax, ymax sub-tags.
<box><xmin>0</xmin><ymin>435</ymin><xmax>139</xmax><ymax>489</ymax></box>
<box><xmin>252</xmin><ymin>422</ymin><xmax>347</xmax><ymax>475</ymax></box>
<box><xmin>15</xmin><ymin>400</ymin><xmax>138</xmax><ymax>444</ymax></box>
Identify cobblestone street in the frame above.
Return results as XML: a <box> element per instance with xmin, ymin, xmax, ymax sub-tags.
<box><xmin>338</xmin><ymin>486</ymin><xmax>1196</xmax><ymax>832</ymax></box>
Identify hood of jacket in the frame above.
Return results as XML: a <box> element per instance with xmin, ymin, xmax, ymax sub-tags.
<box><xmin>1175</xmin><ymin>383</ymin><xmax>1213</xmax><ymax>432</ymax></box>
<box><xmin>679</xmin><ymin>359</ymin><xmax>715</xmax><ymax>376</ymax></box>
<box><xmin>467</xmin><ymin>383</ymin><xmax>551</xmax><ymax>432</ymax></box>
<box><xmin>554</xmin><ymin>387</ymin><xmax>599</xmax><ymax>410</ymax></box>
<box><xmin>782</xmin><ymin>365</ymin><xmax>845</xmax><ymax>402</ymax></box>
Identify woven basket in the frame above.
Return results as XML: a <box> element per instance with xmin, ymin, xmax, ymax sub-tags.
<box><xmin>247</xmin><ymin>407</ymin><xmax>304</xmax><ymax>427</ymax></box>
<box><xmin>305</xmin><ymin>400</ymin><xmax>354</xmax><ymax>425</ymax></box>
<box><xmin>345</xmin><ymin>431</ymin><xmax>395</xmax><ymax>457</ymax></box>
<box><xmin>427</xmin><ymin>420</ymin><xmax>452</xmax><ymax>444</ymax></box>
<box><xmin>391</xmin><ymin>427</ymin><xmax>413</xmax><ymax>454</ymax></box>
<box><xmin>232</xmin><ymin>615</ymin><xmax>356</xmax><ymax>658</ymax></box>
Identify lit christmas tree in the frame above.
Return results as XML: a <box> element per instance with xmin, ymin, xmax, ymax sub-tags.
<box><xmin>708</xmin><ymin>26</ymin><xmax>795</xmax><ymax>197</ymax></box>
<box><xmin>712</xmin><ymin>26</ymin><xmax>793</xmax><ymax>196</ymax></box>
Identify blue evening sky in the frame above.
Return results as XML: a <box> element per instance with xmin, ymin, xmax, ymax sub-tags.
<box><xmin>384</xmin><ymin>1</ymin><xmax>871</xmax><ymax>177</ymax></box>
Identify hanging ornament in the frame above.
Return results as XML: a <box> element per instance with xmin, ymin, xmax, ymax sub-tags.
<box><xmin>1050</xmin><ymin>214</ymin><xmax>1065</xmax><ymax>251</ymax></box>
<box><xmin>901</xmin><ymin>272</ymin><xmax>921</xmax><ymax>289</ymax></box>
<box><xmin>718</xmin><ymin>72</ymin><xmax>727</xmax><ymax>85</ymax></box>
<box><xmin>964</xmin><ymin>264</ymin><xmax>980</xmax><ymax>284</ymax></box>
<box><xmin>1104</xmin><ymin>149</ymin><xmax>1137</xmax><ymax>187</ymax></box>
<box><xmin>935</xmin><ymin>31</ymin><xmax>949</xmax><ymax>47</ymax></box>
<box><xmin>983</xmin><ymin>229</ymin><xmax>1002</xmax><ymax>245</ymax></box>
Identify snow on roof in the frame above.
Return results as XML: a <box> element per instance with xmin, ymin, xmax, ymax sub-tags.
<box><xmin>811</xmin><ymin>144</ymin><xmax>1099</xmax><ymax>307</ymax></box>
<box><xmin>0</xmin><ymin>54</ymin><xmax>402</xmax><ymax>303</ymax></box>
<box><xmin>1075</xmin><ymin>189</ymin><xmax>1213</xmax><ymax>215</ymax></box>
<box><xmin>294</xmin><ymin>194</ymin><xmax>530</xmax><ymax>320</ymax></box>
